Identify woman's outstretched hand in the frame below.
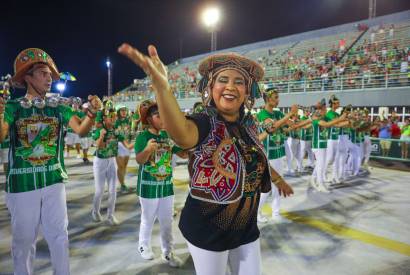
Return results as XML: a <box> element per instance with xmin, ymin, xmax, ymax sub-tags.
<box><xmin>118</xmin><ymin>43</ymin><xmax>170</xmax><ymax>94</ymax></box>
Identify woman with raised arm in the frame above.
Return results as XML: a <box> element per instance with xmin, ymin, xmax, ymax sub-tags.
<box><xmin>119</xmin><ymin>44</ymin><xmax>293</xmax><ymax>275</ymax></box>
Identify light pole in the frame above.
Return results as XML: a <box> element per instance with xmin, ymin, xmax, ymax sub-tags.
<box><xmin>106</xmin><ymin>57</ymin><xmax>113</xmax><ymax>96</ymax></box>
<box><xmin>369</xmin><ymin>0</ymin><xmax>376</xmax><ymax>19</ymax></box>
<box><xmin>201</xmin><ymin>6</ymin><xmax>221</xmax><ymax>52</ymax></box>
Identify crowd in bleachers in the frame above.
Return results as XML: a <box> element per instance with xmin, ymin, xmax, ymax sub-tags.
<box><xmin>110</xmin><ymin>22</ymin><xmax>410</xmax><ymax>103</ymax></box>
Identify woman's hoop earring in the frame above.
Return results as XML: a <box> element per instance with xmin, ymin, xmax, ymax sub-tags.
<box><xmin>201</xmin><ymin>87</ymin><xmax>212</xmax><ymax>106</ymax></box>
<box><xmin>244</xmin><ymin>96</ymin><xmax>254</xmax><ymax>110</ymax></box>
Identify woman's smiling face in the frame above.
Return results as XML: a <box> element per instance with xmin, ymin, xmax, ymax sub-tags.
<box><xmin>211</xmin><ymin>69</ymin><xmax>247</xmax><ymax>121</ymax></box>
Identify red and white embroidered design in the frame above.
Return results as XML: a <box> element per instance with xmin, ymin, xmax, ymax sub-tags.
<box><xmin>190</xmin><ymin>120</ymin><xmax>242</xmax><ymax>203</ymax></box>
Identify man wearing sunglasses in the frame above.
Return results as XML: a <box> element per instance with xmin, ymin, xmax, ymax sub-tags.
<box><xmin>0</xmin><ymin>48</ymin><xmax>102</xmax><ymax>275</ymax></box>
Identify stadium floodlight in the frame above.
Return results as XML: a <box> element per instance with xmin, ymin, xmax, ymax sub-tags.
<box><xmin>201</xmin><ymin>6</ymin><xmax>220</xmax><ymax>28</ymax></box>
<box><xmin>106</xmin><ymin>57</ymin><xmax>113</xmax><ymax>96</ymax></box>
<box><xmin>201</xmin><ymin>6</ymin><xmax>221</xmax><ymax>52</ymax></box>
<box><xmin>56</xmin><ymin>82</ymin><xmax>66</xmax><ymax>92</ymax></box>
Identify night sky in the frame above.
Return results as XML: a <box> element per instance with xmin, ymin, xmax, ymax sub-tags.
<box><xmin>1</xmin><ymin>0</ymin><xmax>409</xmax><ymax>99</ymax></box>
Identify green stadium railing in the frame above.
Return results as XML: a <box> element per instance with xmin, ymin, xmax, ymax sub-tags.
<box><xmin>369</xmin><ymin>137</ymin><xmax>410</xmax><ymax>162</ymax></box>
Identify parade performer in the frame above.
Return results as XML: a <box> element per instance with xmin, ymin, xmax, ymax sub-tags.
<box><xmin>79</xmin><ymin>102</ymin><xmax>93</xmax><ymax>163</ymax></box>
<box><xmin>324</xmin><ymin>95</ymin><xmax>341</xmax><ymax>183</ymax></box>
<box><xmin>256</xmin><ymin>88</ymin><xmax>297</xmax><ymax>223</ymax></box>
<box><xmin>0</xmin><ymin>82</ymin><xmax>11</xmax><ymax>172</ymax></box>
<box><xmin>361</xmin><ymin>108</ymin><xmax>372</xmax><ymax>169</ymax></box>
<box><xmin>0</xmin><ymin>48</ymin><xmax>101</xmax><ymax>275</ymax></box>
<box><xmin>286</xmin><ymin>114</ymin><xmax>302</xmax><ymax>173</ymax></box>
<box><xmin>310</xmin><ymin>99</ymin><xmax>347</xmax><ymax>192</ymax></box>
<box><xmin>134</xmin><ymin>99</ymin><xmax>186</xmax><ymax>267</ymax></box>
<box><xmin>119</xmin><ymin>43</ymin><xmax>293</xmax><ymax>275</ymax></box>
<box><xmin>298</xmin><ymin>107</ymin><xmax>315</xmax><ymax>171</ymax></box>
<box><xmin>64</xmin><ymin>100</ymin><xmax>82</xmax><ymax>158</ymax></box>
<box><xmin>115</xmin><ymin>105</ymin><xmax>135</xmax><ymax>192</ymax></box>
<box><xmin>92</xmin><ymin>108</ymin><xmax>133</xmax><ymax>225</ymax></box>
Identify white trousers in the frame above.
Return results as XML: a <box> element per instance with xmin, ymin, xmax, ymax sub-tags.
<box><xmin>6</xmin><ymin>183</ymin><xmax>70</xmax><ymax>275</ymax></box>
<box><xmin>363</xmin><ymin>136</ymin><xmax>372</xmax><ymax>164</ymax></box>
<box><xmin>284</xmin><ymin>137</ymin><xmax>294</xmax><ymax>172</ymax></box>
<box><xmin>288</xmin><ymin>138</ymin><xmax>301</xmax><ymax>171</ymax></box>
<box><xmin>139</xmin><ymin>196</ymin><xmax>174</xmax><ymax>255</ymax></box>
<box><xmin>312</xmin><ymin>148</ymin><xmax>327</xmax><ymax>186</ymax></box>
<box><xmin>346</xmin><ymin>140</ymin><xmax>361</xmax><ymax>177</ymax></box>
<box><xmin>299</xmin><ymin>140</ymin><xmax>315</xmax><ymax>168</ymax></box>
<box><xmin>187</xmin><ymin>239</ymin><xmax>261</xmax><ymax>275</ymax></box>
<box><xmin>325</xmin><ymin>139</ymin><xmax>339</xmax><ymax>180</ymax></box>
<box><xmin>355</xmin><ymin>143</ymin><xmax>364</xmax><ymax>175</ymax></box>
<box><xmin>258</xmin><ymin>158</ymin><xmax>283</xmax><ymax>217</ymax></box>
<box><xmin>335</xmin><ymin>135</ymin><xmax>349</xmax><ymax>180</ymax></box>
<box><xmin>92</xmin><ymin>157</ymin><xmax>117</xmax><ymax>217</ymax></box>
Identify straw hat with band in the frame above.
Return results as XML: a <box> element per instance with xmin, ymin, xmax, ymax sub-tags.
<box><xmin>11</xmin><ymin>48</ymin><xmax>59</xmax><ymax>89</ymax></box>
<box><xmin>196</xmin><ymin>53</ymin><xmax>264</xmax><ymax>110</ymax></box>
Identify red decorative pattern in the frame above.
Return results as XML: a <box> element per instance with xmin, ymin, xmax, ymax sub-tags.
<box><xmin>190</xmin><ymin>119</ymin><xmax>242</xmax><ymax>203</ymax></box>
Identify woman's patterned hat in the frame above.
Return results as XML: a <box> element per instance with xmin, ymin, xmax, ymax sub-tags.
<box><xmin>197</xmin><ymin>53</ymin><xmax>264</xmax><ymax>99</ymax></box>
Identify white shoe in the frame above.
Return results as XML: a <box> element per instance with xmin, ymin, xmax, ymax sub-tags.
<box><xmin>107</xmin><ymin>215</ymin><xmax>119</xmax><ymax>225</ymax></box>
<box><xmin>310</xmin><ymin>177</ymin><xmax>319</xmax><ymax>191</ymax></box>
<box><xmin>271</xmin><ymin>214</ymin><xmax>291</xmax><ymax>223</ymax></box>
<box><xmin>162</xmin><ymin>252</ymin><xmax>183</xmax><ymax>268</ymax></box>
<box><xmin>76</xmin><ymin>154</ymin><xmax>81</xmax><ymax>159</ymax></box>
<box><xmin>91</xmin><ymin>210</ymin><xmax>102</xmax><ymax>222</ymax></box>
<box><xmin>257</xmin><ymin>214</ymin><xmax>268</xmax><ymax>223</ymax></box>
<box><xmin>139</xmin><ymin>246</ymin><xmax>154</xmax><ymax>260</ymax></box>
<box><xmin>330</xmin><ymin>178</ymin><xmax>340</xmax><ymax>185</ymax></box>
<box><xmin>318</xmin><ymin>184</ymin><xmax>330</xmax><ymax>193</ymax></box>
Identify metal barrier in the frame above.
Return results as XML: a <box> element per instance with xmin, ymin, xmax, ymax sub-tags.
<box><xmin>263</xmin><ymin>72</ymin><xmax>410</xmax><ymax>94</ymax></box>
<box><xmin>369</xmin><ymin>137</ymin><xmax>410</xmax><ymax>162</ymax></box>
<box><xmin>112</xmin><ymin>71</ymin><xmax>410</xmax><ymax>103</ymax></box>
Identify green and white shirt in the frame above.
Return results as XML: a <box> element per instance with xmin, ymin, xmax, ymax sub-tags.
<box><xmin>324</xmin><ymin>110</ymin><xmax>340</xmax><ymax>140</ymax></box>
<box><xmin>348</xmin><ymin>128</ymin><xmax>360</xmax><ymax>144</ymax></box>
<box><xmin>134</xmin><ymin>130</ymin><xmax>181</xmax><ymax>198</ymax></box>
<box><xmin>257</xmin><ymin>109</ymin><xmax>286</xmax><ymax>159</ymax></box>
<box><xmin>4</xmin><ymin>100</ymin><xmax>74</xmax><ymax>193</ymax></box>
<box><xmin>299</xmin><ymin>116</ymin><xmax>312</xmax><ymax>141</ymax></box>
<box><xmin>115</xmin><ymin>117</ymin><xmax>135</xmax><ymax>142</ymax></box>
<box><xmin>95</xmin><ymin>110</ymin><xmax>103</xmax><ymax>124</ymax></box>
<box><xmin>312</xmin><ymin>119</ymin><xmax>328</xmax><ymax>149</ymax></box>
<box><xmin>93</xmin><ymin>127</ymin><xmax>124</xmax><ymax>158</ymax></box>
<box><xmin>66</xmin><ymin>108</ymin><xmax>82</xmax><ymax>133</ymax></box>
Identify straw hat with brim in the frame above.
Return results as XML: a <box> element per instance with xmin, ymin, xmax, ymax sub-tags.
<box><xmin>11</xmin><ymin>48</ymin><xmax>59</xmax><ymax>89</ymax></box>
<box><xmin>197</xmin><ymin>53</ymin><xmax>264</xmax><ymax>99</ymax></box>
<box><xmin>138</xmin><ymin>99</ymin><xmax>157</xmax><ymax>125</ymax></box>
<box><xmin>116</xmin><ymin>104</ymin><xmax>129</xmax><ymax>116</ymax></box>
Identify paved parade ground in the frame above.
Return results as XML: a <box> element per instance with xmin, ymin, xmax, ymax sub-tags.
<box><xmin>1</xmin><ymin>155</ymin><xmax>410</xmax><ymax>275</ymax></box>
